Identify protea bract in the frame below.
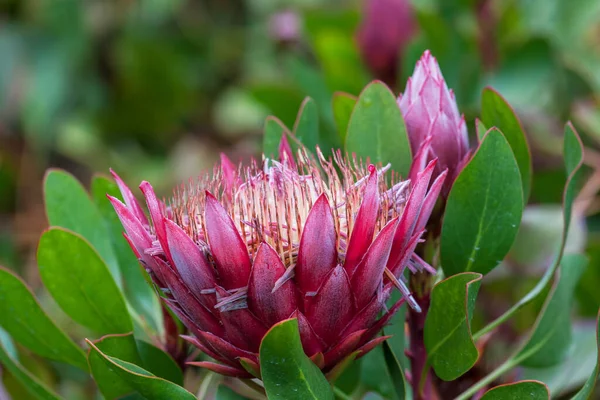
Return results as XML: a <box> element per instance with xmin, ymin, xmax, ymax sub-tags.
<box><xmin>109</xmin><ymin>147</ymin><xmax>445</xmax><ymax>378</ymax></box>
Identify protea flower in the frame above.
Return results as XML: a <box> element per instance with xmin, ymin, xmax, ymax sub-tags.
<box><xmin>398</xmin><ymin>50</ymin><xmax>469</xmax><ymax>191</ymax></box>
<box><xmin>108</xmin><ymin>146</ymin><xmax>445</xmax><ymax>378</ymax></box>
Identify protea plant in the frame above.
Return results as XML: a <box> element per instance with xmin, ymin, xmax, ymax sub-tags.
<box><xmin>109</xmin><ymin>145</ymin><xmax>445</xmax><ymax>379</ymax></box>
<box><xmin>398</xmin><ymin>50</ymin><xmax>470</xmax><ymax>191</ymax></box>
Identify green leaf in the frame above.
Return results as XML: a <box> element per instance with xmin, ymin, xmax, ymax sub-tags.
<box><xmin>87</xmin><ymin>340</ymin><xmax>195</xmax><ymax>400</ymax></box>
<box><xmin>88</xmin><ymin>333</ymin><xmax>183</xmax><ymax>399</ymax></box>
<box><xmin>441</xmin><ymin>128</ymin><xmax>523</xmax><ymax>276</ymax></box>
<box><xmin>263</xmin><ymin>116</ymin><xmax>289</xmax><ymax>158</ymax></box>
<box><xmin>481</xmin><ymin>87</ymin><xmax>533</xmax><ymax>202</ymax></box>
<box><xmin>360</xmin><ymin>347</ymin><xmax>397</xmax><ymax>399</ymax></box>
<box><xmin>259</xmin><ymin>318</ymin><xmax>334</xmax><ymax>400</ymax></box>
<box><xmin>293</xmin><ymin>97</ymin><xmax>319</xmax><ymax>151</ymax></box>
<box><xmin>424</xmin><ymin>272</ymin><xmax>482</xmax><ymax>381</ymax></box>
<box><xmin>0</xmin><ymin>267</ymin><xmax>87</xmax><ymax>370</ymax></box>
<box><xmin>563</xmin><ymin>123</ymin><xmax>585</xmax><ymax>232</ymax></box>
<box><xmin>460</xmin><ymin>256</ymin><xmax>588</xmax><ymax>399</ymax></box>
<box><xmin>572</xmin><ymin>309</ymin><xmax>600</xmax><ymax>399</ymax></box>
<box><xmin>44</xmin><ymin>169</ymin><xmax>121</xmax><ymax>286</ymax></box>
<box><xmin>136</xmin><ymin>340</ymin><xmax>183</xmax><ymax>385</ymax></box>
<box><xmin>517</xmin><ymin>254</ymin><xmax>588</xmax><ymax>367</ymax></box>
<box><xmin>480</xmin><ymin>381</ymin><xmax>549</xmax><ymax>399</ymax></box>
<box><xmin>472</xmin><ymin>123</ymin><xmax>584</xmax><ymax>340</ymax></box>
<box><xmin>332</xmin><ymin>92</ymin><xmax>357</xmax><ymax>144</ymax></box>
<box><xmin>0</xmin><ymin>337</ymin><xmax>61</xmax><ymax>400</ymax></box>
<box><xmin>345</xmin><ymin>81</ymin><xmax>412</xmax><ymax>177</ymax></box>
<box><xmin>91</xmin><ymin>175</ymin><xmax>161</xmax><ymax>333</ymax></box>
<box><xmin>88</xmin><ymin>333</ymin><xmax>143</xmax><ymax>399</ymax></box>
<box><xmin>216</xmin><ymin>385</ymin><xmax>247</xmax><ymax>399</ymax></box>
<box><xmin>382</xmin><ymin>340</ymin><xmax>407</xmax><ymax>400</ymax></box>
<box><xmin>247</xmin><ymin>84</ymin><xmax>305</xmax><ymax>129</ymax></box>
<box><xmin>475</xmin><ymin>118</ymin><xmax>488</xmax><ymax>141</ymax></box>
<box><xmin>37</xmin><ymin>228</ymin><xmax>133</xmax><ymax>334</ymax></box>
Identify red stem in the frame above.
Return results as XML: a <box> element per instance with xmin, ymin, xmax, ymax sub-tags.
<box><xmin>408</xmin><ymin>272</ymin><xmax>433</xmax><ymax>400</ymax></box>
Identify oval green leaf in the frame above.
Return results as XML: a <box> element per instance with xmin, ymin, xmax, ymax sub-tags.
<box><xmin>37</xmin><ymin>228</ymin><xmax>133</xmax><ymax>334</ymax></box>
<box><xmin>44</xmin><ymin>169</ymin><xmax>121</xmax><ymax>286</ymax></box>
<box><xmin>472</xmin><ymin>123</ymin><xmax>584</xmax><ymax>340</ymax></box>
<box><xmin>87</xmin><ymin>339</ymin><xmax>195</xmax><ymax>400</ymax></box>
<box><xmin>91</xmin><ymin>175</ymin><xmax>161</xmax><ymax>333</ymax></box>
<box><xmin>0</xmin><ymin>336</ymin><xmax>61</xmax><ymax>400</ymax></box>
<box><xmin>293</xmin><ymin>97</ymin><xmax>319</xmax><ymax>151</ymax></box>
<box><xmin>424</xmin><ymin>272</ymin><xmax>482</xmax><ymax>381</ymax></box>
<box><xmin>480</xmin><ymin>381</ymin><xmax>549</xmax><ymax>399</ymax></box>
<box><xmin>332</xmin><ymin>92</ymin><xmax>357</xmax><ymax>143</ymax></box>
<box><xmin>481</xmin><ymin>87</ymin><xmax>532</xmax><ymax>202</ymax></box>
<box><xmin>0</xmin><ymin>267</ymin><xmax>87</xmax><ymax>370</ymax></box>
<box><xmin>475</xmin><ymin>118</ymin><xmax>488</xmax><ymax>141</ymax></box>
<box><xmin>263</xmin><ymin>116</ymin><xmax>290</xmax><ymax>158</ymax></box>
<box><xmin>517</xmin><ymin>254</ymin><xmax>588</xmax><ymax>367</ymax></box>
<box><xmin>88</xmin><ymin>333</ymin><xmax>143</xmax><ymax>399</ymax></box>
<box><xmin>345</xmin><ymin>81</ymin><xmax>412</xmax><ymax>177</ymax></box>
<box><xmin>259</xmin><ymin>318</ymin><xmax>334</xmax><ymax>400</ymax></box>
<box><xmin>441</xmin><ymin>128</ymin><xmax>523</xmax><ymax>276</ymax></box>
<box><xmin>88</xmin><ymin>333</ymin><xmax>183</xmax><ymax>399</ymax></box>
<box><xmin>136</xmin><ymin>339</ymin><xmax>183</xmax><ymax>385</ymax></box>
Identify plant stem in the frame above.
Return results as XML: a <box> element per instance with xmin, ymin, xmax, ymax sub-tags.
<box><xmin>408</xmin><ymin>272</ymin><xmax>432</xmax><ymax>400</ymax></box>
<box><xmin>333</xmin><ymin>386</ymin><xmax>353</xmax><ymax>400</ymax></box>
<box><xmin>454</xmin><ymin>356</ymin><xmax>520</xmax><ymax>400</ymax></box>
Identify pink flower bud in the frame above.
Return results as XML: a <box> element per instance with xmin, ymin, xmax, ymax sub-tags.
<box><xmin>399</xmin><ymin>50</ymin><xmax>469</xmax><ymax>191</ymax></box>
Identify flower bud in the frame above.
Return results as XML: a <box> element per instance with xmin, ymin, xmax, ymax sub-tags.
<box><xmin>398</xmin><ymin>50</ymin><xmax>469</xmax><ymax>191</ymax></box>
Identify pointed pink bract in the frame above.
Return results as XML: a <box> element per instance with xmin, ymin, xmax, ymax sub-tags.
<box><xmin>296</xmin><ymin>194</ymin><xmax>337</xmax><ymax>294</ymax></box>
<box><xmin>247</xmin><ymin>243</ymin><xmax>297</xmax><ymax>326</ymax></box>
<box><xmin>343</xmin><ymin>166</ymin><xmax>380</xmax><ymax>276</ymax></box>
<box><xmin>204</xmin><ymin>192</ymin><xmax>252</xmax><ymax>289</ymax></box>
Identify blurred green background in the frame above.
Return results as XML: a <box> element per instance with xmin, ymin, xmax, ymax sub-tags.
<box><xmin>0</xmin><ymin>0</ymin><xmax>600</xmax><ymax>397</ymax></box>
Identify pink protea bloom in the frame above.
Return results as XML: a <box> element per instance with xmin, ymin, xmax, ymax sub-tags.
<box><xmin>399</xmin><ymin>50</ymin><xmax>469</xmax><ymax>191</ymax></box>
<box><xmin>109</xmin><ymin>148</ymin><xmax>445</xmax><ymax>378</ymax></box>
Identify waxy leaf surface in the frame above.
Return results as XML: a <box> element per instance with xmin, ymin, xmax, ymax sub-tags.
<box><xmin>294</xmin><ymin>97</ymin><xmax>319</xmax><ymax>151</ymax></box>
<box><xmin>87</xmin><ymin>340</ymin><xmax>195</xmax><ymax>400</ymax></box>
<box><xmin>0</xmin><ymin>267</ymin><xmax>87</xmax><ymax>370</ymax></box>
<box><xmin>424</xmin><ymin>272</ymin><xmax>482</xmax><ymax>381</ymax></box>
<box><xmin>259</xmin><ymin>318</ymin><xmax>334</xmax><ymax>400</ymax></box>
<box><xmin>481</xmin><ymin>87</ymin><xmax>532</xmax><ymax>202</ymax></box>
<box><xmin>332</xmin><ymin>92</ymin><xmax>356</xmax><ymax>143</ymax></box>
<box><xmin>472</xmin><ymin>123</ymin><xmax>585</xmax><ymax>341</ymax></box>
<box><xmin>37</xmin><ymin>228</ymin><xmax>133</xmax><ymax>334</ymax></box>
<box><xmin>441</xmin><ymin>128</ymin><xmax>523</xmax><ymax>276</ymax></box>
<box><xmin>44</xmin><ymin>169</ymin><xmax>121</xmax><ymax>285</ymax></box>
<box><xmin>480</xmin><ymin>381</ymin><xmax>549</xmax><ymax>399</ymax></box>
<box><xmin>345</xmin><ymin>81</ymin><xmax>412</xmax><ymax>177</ymax></box>
<box><xmin>88</xmin><ymin>333</ymin><xmax>183</xmax><ymax>399</ymax></box>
